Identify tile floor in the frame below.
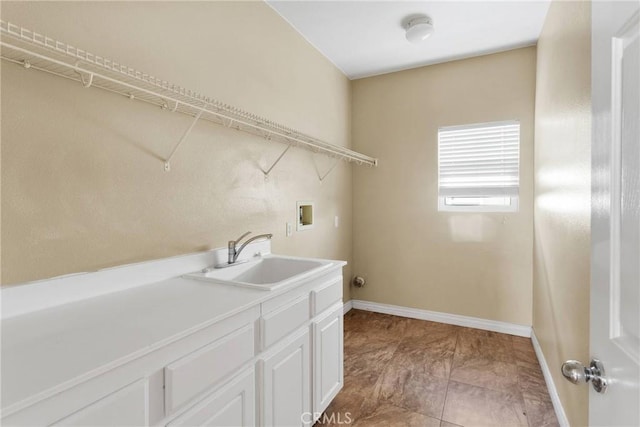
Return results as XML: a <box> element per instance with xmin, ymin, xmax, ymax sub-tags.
<box><xmin>316</xmin><ymin>309</ymin><xmax>559</xmax><ymax>427</ymax></box>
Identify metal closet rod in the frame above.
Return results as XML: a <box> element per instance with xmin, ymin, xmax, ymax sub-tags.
<box><xmin>0</xmin><ymin>20</ymin><xmax>379</xmax><ymax>170</ymax></box>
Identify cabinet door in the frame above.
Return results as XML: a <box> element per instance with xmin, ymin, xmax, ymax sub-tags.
<box><xmin>312</xmin><ymin>304</ymin><xmax>343</xmax><ymax>416</ymax></box>
<box><xmin>167</xmin><ymin>368</ymin><xmax>254</xmax><ymax>427</ymax></box>
<box><xmin>260</xmin><ymin>329</ymin><xmax>311</xmax><ymax>427</ymax></box>
<box><xmin>53</xmin><ymin>379</ymin><xmax>148</xmax><ymax>426</ymax></box>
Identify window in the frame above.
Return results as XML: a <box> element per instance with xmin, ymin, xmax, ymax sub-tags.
<box><xmin>438</xmin><ymin>120</ymin><xmax>520</xmax><ymax>212</ymax></box>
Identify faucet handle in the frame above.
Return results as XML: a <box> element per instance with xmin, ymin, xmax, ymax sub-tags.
<box><xmin>233</xmin><ymin>231</ymin><xmax>251</xmax><ymax>244</ymax></box>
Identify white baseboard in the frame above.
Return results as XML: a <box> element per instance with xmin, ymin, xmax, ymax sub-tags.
<box><xmin>531</xmin><ymin>330</ymin><xmax>570</xmax><ymax>427</ymax></box>
<box><xmin>350</xmin><ymin>299</ymin><xmax>531</xmax><ymax>337</ymax></box>
<box><xmin>343</xmin><ymin>300</ymin><xmax>353</xmax><ymax>314</ymax></box>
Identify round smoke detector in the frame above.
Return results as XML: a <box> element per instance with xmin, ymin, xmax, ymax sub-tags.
<box><xmin>404</xmin><ymin>15</ymin><xmax>435</xmax><ymax>44</ymax></box>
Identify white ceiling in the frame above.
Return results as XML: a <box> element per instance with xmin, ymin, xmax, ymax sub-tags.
<box><xmin>267</xmin><ymin>1</ymin><xmax>551</xmax><ymax>79</ymax></box>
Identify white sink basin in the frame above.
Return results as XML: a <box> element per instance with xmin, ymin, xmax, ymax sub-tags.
<box><xmin>183</xmin><ymin>255</ymin><xmax>335</xmax><ymax>290</ymax></box>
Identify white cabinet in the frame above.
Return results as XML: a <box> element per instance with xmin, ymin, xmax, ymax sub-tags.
<box><xmin>167</xmin><ymin>368</ymin><xmax>254</xmax><ymax>427</ymax></box>
<box><xmin>312</xmin><ymin>303</ymin><xmax>344</xmax><ymax>417</ymax></box>
<box><xmin>311</xmin><ymin>279</ymin><xmax>342</xmax><ymax>316</ymax></box>
<box><xmin>259</xmin><ymin>329</ymin><xmax>311</xmax><ymax>427</ymax></box>
<box><xmin>164</xmin><ymin>324</ymin><xmax>254</xmax><ymax>414</ymax></box>
<box><xmin>4</xmin><ymin>268</ymin><xmax>344</xmax><ymax>427</ymax></box>
<box><xmin>260</xmin><ymin>294</ymin><xmax>310</xmax><ymax>350</ymax></box>
<box><xmin>53</xmin><ymin>379</ymin><xmax>148</xmax><ymax>426</ymax></box>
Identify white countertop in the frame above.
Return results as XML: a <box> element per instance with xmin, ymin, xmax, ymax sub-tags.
<box><xmin>1</xmin><ymin>244</ymin><xmax>345</xmax><ymax>413</ymax></box>
<box><xmin>1</xmin><ymin>277</ymin><xmax>267</xmax><ymax>411</ymax></box>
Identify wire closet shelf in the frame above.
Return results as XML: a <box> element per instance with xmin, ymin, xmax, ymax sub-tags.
<box><xmin>0</xmin><ymin>21</ymin><xmax>378</xmax><ymax>171</ymax></box>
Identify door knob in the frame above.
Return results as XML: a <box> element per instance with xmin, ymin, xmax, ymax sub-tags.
<box><xmin>561</xmin><ymin>359</ymin><xmax>608</xmax><ymax>393</ymax></box>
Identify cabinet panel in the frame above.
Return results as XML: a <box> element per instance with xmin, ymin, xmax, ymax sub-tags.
<box><xmin>53</xmin><ymin>379</ymin><xmax>148</xmax><ymax>426</ymax></box>
<box><xmin>311</xmin><ymin>279</ymin><xmax>342</xmax><ymax>316</ymax></box>
<box><xmin>261</xmin><ymin>295</ymin><xmax>309</xmax><ymax>350</ymax></box>
<box><xmin>260</xmin><ymin>329</ymin><xmax>311</xmax><ymax>427</ymax></box>
<box><xmin>313</xmin><ymin>303</ymin><xmax>343</xmax><ymax>416</ymax></box>
<box><xmin>167</xmin><ymin>368</ymin><xmax>254</xmax><ymax>427</ymax></box>
<box><xmin>165</xmin><ymin>324</ymin><xmax>254</xmax><ymax>414</ymax></box>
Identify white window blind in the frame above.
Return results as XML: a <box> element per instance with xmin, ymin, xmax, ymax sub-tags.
<box><xmin>438</xmin><ymin>121</ymin><xmax>520</xmax><ymax>197</ymax></box>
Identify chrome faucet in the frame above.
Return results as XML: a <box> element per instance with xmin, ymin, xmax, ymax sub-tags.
<box><xmin>217</xmin><ymin>231</ymin><xmax>273</xmax><ymax>268</ymax></box>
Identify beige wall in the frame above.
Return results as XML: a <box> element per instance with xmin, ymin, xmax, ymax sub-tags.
<box><xmin>0</xmin><ymin>1</ymin><xmax>353</xmax><ymax>297</ymax></box>
<box><xmin>533</xmin><ymin>1</ymin><xmax>591</xmax><ymax>425</ymax></box>
<box><xmin>351</xmin><ymin>47</ymin><xmax>536</xmax><ymax>325</ymax></box>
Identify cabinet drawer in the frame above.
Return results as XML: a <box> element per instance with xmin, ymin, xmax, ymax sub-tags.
<box><xmin>167</xmin><ymin>368</ymin><xmax>254</xmax><ymax>427</ymax></box>
<box><xmin>312</xmin><ymin>279</ymin><xmax>342</xmax><ymax>316</ymax></box>
<box><xmin>53</xmin><ymin>379</ymin><xmax>148</xmax><ymax>426</ymax></box>
<box><xmin>261</xmin><ymin>295</ymin><xmax>310</xmax><ymax>350</ymax></box>
<box><xmin>165</xmin><ymin>324</ymin><xmax>254</xmax><ymax>414</ymax></box>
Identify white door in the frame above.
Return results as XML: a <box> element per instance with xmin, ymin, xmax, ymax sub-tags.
<box><xmin>260</xmin><ymin>329</ymin><xmax>311</xmax><ymax>427</ymax></box>
<box><xmin>589</xmin><ymin>1</ymin><xmax>640</xmax><ymax>425</ymax></box>
<box><xmin>312</xmin><ymin>304</ymin><xmax>344</xmax><ymax>417</ymax></box>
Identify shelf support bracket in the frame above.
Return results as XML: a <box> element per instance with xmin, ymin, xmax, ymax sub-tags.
<box><xmin>73</xmin><ymin>62</ymin><xmax>93</xmax><ymax>88</ymax></box>
<box><xmin>262</xmin><ymin>144</ymin><xmax>291</xmax><ymax>179</ymax></box>
<box><xmin>80</xmin><ymin>72</ymin><xmax>93</xmax><ymax>88</ymax></box>
<box><xmin>164</xmin><ymin>109</ymin><xmax>204</xmax><ymax>172</ymax></box>
<box><xmin>318</xmin><ymin>158</ymin><xmax>339</xmax><ymax>182</ymax></box>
